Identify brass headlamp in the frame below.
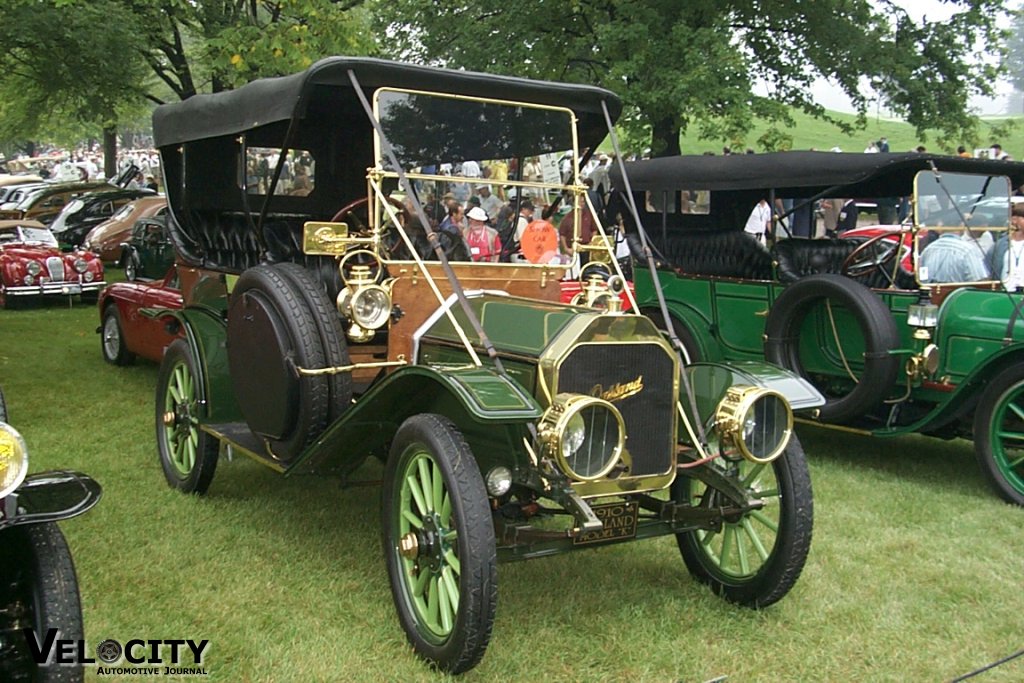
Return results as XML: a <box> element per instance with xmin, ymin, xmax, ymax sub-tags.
<box><xmin>337</xmin><ymin>250</ymin><xmax>393</xmax><ymax>343</ymax></box>
<box><xmin>715</xmin><ymin>385</ymin><xmax>793</xmax><ymax>464</ymax></box>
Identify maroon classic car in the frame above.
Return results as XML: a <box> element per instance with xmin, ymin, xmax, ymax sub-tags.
<box><xmin>97</xmin><ymin>266</ymin><xmax>183</xmax><ymax>364</ymax></box>
<box><xmin>0</xmin><ymin>220</ymin><xmax>105</xmax><ymax>308</ymax></box>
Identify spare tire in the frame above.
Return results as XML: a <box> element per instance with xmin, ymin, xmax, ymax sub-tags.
<box><xmin>764</xmin><ymin>273</ymin><xmax>900</xmax><ymax>424</ymax></box>
<box><xmin>273</xmin><ymin>262</ymin><xmax>353</xmax><ymax>423</ymax></box>
<box><xmin>227</xmin><ymin>265</ymin><xmax>329</xmax><ymax>462</ymax></box>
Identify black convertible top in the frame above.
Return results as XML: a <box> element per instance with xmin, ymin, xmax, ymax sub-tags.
<box><xmin>612</xmin><ymin>151</ymin><xmax>1024</xmax><ymax>197</ymax></box>
<box><xmin>153</xmin><ymin>56</ymin><xmax>621</xmax><ymax>150</ymax></box>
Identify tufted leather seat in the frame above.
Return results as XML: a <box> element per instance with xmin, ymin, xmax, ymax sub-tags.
<box><xmin>772</xmin><ymin>237</ymin><xmax>912</xmax><ymax>289</ymax></box>
<box><xmin>630</xmin><ymin>230</ymin><xmax>774</xmax><ymax>280</ymax></box>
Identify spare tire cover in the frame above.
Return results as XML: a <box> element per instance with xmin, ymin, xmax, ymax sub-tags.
<box><xmin>764</xmin><ymin>273</ymin><xmax>900</xmax><ymax>424</ymax></box>
<box><xmin>227</xmin><ymin>265</ymin><xmax>329</xmax><ymax>461</ymax></box>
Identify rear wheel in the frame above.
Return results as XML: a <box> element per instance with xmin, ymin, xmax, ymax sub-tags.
<box><xmin>0</xmin><ymin>524</ymin><xmax>84</xmax><ymax>683</ymax></box>
<box><xmin>156</xmin><ymin>339</ymin><xmax>218</xmax><ymax>494</ymax></box>
<box><xmin>673</xmin><ymin>435</ymin><xmax>813</xmax><ymax>607</ymax></box>
<box><xmin>974</xmin><ymin>364</ymin><xmax>1024</xmax><ymax>505</ymax></box>
<box><xmin>382</xmin><ymin>414</ymin><xmax>496</xmax><ymax>674</ymax></box>
<box><xmin>101</xmin><ymin>306</ymin><xmax>135</xmax><ymax>366</ymax></box>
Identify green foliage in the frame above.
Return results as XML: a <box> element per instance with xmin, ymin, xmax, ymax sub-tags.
<box><xmin>208</xmin><ymin>2</ymin><xmax>376</xmax><ymax>88</ymax></box>
<box><xmin>375</xmin><ymin>0</ymin><xmax>1012</xmax><ymax>157</ymax></box>
<box><xmin>0</xmin><ymin>1</ymin><xmax>151</xmax><ymax>146</ymax></box>
<box><xmin>0</xmin><ymin>0</ymin><xmax>376</xmax><ymax>151</ymax></box>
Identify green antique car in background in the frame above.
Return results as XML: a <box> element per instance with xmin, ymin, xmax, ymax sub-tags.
<box><xmin>150</xmin><ymin>58</ymin><xmax>823</xmax><ymax>673</ymax></box>
<box><xmin>615</xmin><ymin>151</ymin><xmax>1024</xmax><ymax>505</ymax></box>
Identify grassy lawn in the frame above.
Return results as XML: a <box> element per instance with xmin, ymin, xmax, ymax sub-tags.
<box><xmin>3</xmin><ymin>298</ymin><xmax>1024</xmax><ymax>682</ymax></box>
<box><xmin>676</xmin><ymin>109</ymin><xmax>1023</xmax><ymax>157</ymax></box>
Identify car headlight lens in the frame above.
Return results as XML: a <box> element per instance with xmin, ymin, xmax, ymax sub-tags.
<box><xmin>73</xmin><ymin>258</ymin><xmax>88</xmax><ymax>273</ymax></box>
<box><xmin>540</xmin><ymin>394</ymin><xmax>625</xmax><ymax>481</ymax></box>
<box><xmin>84</xmin><ymin>271</ymin><xmax>95</xmax><ymax>282</ymax></box>
<box><xmin>26</xmin><ymin>261</ymin><xmax>41</xmax><ymax>276</ymax></box>
<box><xmin>715</xmin><ymin>386</ymin><xmax>793</xmax><ymax>463</ymax></box>
<box><xmin>0</xmin><ymin>422</ymin><xmax>29</xmax><ymax>499</ymax></box>
<box><xmin>23</xmin><ymin>275</ymin><xmax>34</xmax><ymax>285</ymax></box>
<box><xmin>349</xmin><ymin>285</ymin><xmax>392</xmax><ymax>330</ymax></box>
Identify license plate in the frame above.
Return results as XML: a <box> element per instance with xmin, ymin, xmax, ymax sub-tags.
<box><xmin>60</xmin><ymin>284</ymin><xmax>82</xmax><ymax>295</ymax></box>
<box><xmin>573</xmin><ymin>501</ymin><xmax>638</xmax><ymax>546</ymax></box>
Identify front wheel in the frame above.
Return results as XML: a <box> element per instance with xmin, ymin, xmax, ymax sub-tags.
<box><xmin>0</xmin><ymin>524</ymin><xmax>85</xmax><ymax>683</ymax></box>
<box><xmin>382</xmin><ymin>414</ymin><xmax>497</xmax><ymax>674</ymax></box>
<box><xmin>974</xmin><ymin>364</ymin><xmax>1024</xmax><ymax>505</ymax></box>
<box><xmin>673</xmin><ymin>435</ymin><xmax>813</xmax><ymax>608</ymax></box>
<box><xmin>156</xmin><ymin>339</ymin><xmax>219</xmax><ymax>494</ymax></box>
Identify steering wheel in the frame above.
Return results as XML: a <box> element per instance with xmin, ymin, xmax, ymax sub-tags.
<box><xmin>840</xmin><ymin>232</ymin><xmax>901</xmax><ymax>287</ymax></box>
<box><xmin>330</xmin><ymin>196</ymin><xmax>408</xmax><ymax>230</ymax></box>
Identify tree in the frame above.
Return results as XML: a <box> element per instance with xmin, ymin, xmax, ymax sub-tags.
<box><xmin>0</xmin><ymin>0</ymin><xmax>152</xmax><ymax>168</ymax></box>
<box><xmin>1005</xmin><ymin>3</ymin><xmax>1024</xmax><ymax>114</ymax></box>
<box><xmin>375</xmin><ymin>0</ymin><xmax>1010</xmax><ymax>156</ymax></box>
<box><xmin>0</xmin><ymin>0</ymin><xmax>376</xmax><ymax>170</ymax></box>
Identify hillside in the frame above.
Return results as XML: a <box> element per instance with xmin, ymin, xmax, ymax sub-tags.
<box><xmin>677</xmin><ymin>109</ymin><xmax>1023</xmax><ymax>158</ymax></box>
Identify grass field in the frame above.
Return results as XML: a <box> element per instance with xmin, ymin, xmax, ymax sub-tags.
<box><xmin>3</xmin><ymin>295</ymin><xmax>1024</xmax><ymax>682</ymax></box>
<box><xmin>674</xmin><ymin>109</ymin><xmax>1023</xmax><ymax>158</ymax></box>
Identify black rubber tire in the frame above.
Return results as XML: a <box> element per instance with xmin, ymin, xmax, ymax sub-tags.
<box><xmin>156</xmin><ymin>339</ymin><xmax>219</xmax><ymax>494</ymax></box>
<box><xmin>100</xmin><ymin>306</ymin><xmax>136</xmax><ymax>366</ymax></box>
<box><xmin>0</xmin><ymin>524</ymin><xmax>85</xmax><ymax>683</ymax></box>
<box><xmin>382</xmin><ymin>414</ymin><xmax>497</xmax><ymax>674</ymax></box>
<box><xmin>764</xmin><ymin>273</ymin><xmax>900</xmax><ymax>424</ymax></box>
<box><xmin>641</xmin><ymin>307</ymin><xmax>703</xmax><ymax>363</ymax></box>
<box><xmin>272</xmin><ymin>262</ymin><xmax>353</xmax><ymax>423</ymax></box>
<box><xmin>124</xmin><ymin>252</ymin><xmax>139</xmax><ymax>281</ymax></box>
<box><xmin>973</xmin><ymin>364</ymin><xmax>1024</xmax><ymax>505</ymax></box>
<box><xmin>673</xmin><ymin>435</ymin><xmax>813</xmax><ymax>608</ymax></box>
<box><xmin>227</xmin><ymin>265</ymin><xmax>329</xmax><ymax>462</ymax></box>
<box><xmin>0</xmin><ymin>385</ymin><xmax>6</xmax><ymax>422</ymax></box>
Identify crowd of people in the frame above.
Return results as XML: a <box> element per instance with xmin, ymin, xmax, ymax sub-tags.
<box><xmin>386</xmin><ymin>154</ymin><xmax>613</xmax><ymax>266</ymax></box>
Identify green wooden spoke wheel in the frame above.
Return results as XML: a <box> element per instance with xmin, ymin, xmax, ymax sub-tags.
<box><xmin>382</xmin><ymin>414</ymin><xmax>496</xmax><ymax>674</ymax></box>
<box><xmin>156</xmin><ymin>339</ymin><xmax>218</xmax><ymax>494</ymax></box>
<box><xmin>974</xmin><ymin>365</ymin><xmax>1024</xmax><ymax>505</ymax></box>
<box><xmin>673</xmin><ymin>435</ymin><xmax>813</xmax><ymax>608</ymax></box>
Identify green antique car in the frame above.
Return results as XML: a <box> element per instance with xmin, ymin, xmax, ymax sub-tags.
<box><xmin>150</xmin><ymin>57</ymin><xmax>823</xmax><ymax>673</ymax></box>
<box><xmin>614</xmin><ymin>151</ymin><xmax>1024</xmax><ymax>506</ymax></box>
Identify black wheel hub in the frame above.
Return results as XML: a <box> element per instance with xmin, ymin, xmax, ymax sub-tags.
<box><xmin>416</xmin><ymin>515</ymin><xmax>445</xmax><ymax>573</ymax></box>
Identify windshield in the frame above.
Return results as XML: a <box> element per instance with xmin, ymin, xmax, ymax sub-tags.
<box><xmin>915</xmin><ymin>171</ymin><xmax>1012</xmax><ymax>229</ymax></box>
<box><xmin>372</xmin><ymin>89</ymin><xmax>591</xmax><ymax>266</ymax></box>
<box><xmin>0</xmin><ymin>226</ymin><xmax>57</xmax><ymax>246</ymax></box>
<box><xmin>913</xmin><ymin>171</ymin><xmax>1012</xmax><ymax>286</ymax></box>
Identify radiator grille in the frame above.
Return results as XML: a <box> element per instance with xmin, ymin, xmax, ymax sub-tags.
<box><xmin>46</xmin><ymin>256</ymin><xmax>64</xmax><ymax>282</ymax></box>
<box><xmin>558</xmin><ymin>343</ymin><xmax>676</xmax><ymax>476</ymax></box>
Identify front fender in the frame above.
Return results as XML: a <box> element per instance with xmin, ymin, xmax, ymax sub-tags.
<box><xmin>0</xmin><ymin>471</ymin><xmax>102</xmax><ymax>531</ymax></box>
<box><xmin>288</xmin><ymin>365</ymin><xmax>542</xmax><ymax>476</ymax></box>
<box><xmin>685</xmin><ymin>360</ymin><xmax>825</xmax><ymax>421</ymax></box>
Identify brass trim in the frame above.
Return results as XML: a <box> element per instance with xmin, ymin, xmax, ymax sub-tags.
<box><xmin>295</xmin><ymin>357</ymin><xmax>407</xmax><ymax>377</ymax></box>
<box><xmin>793</xmin><ymin>417</ymin><xmax>873</xmax><ymax>435</ymax></box>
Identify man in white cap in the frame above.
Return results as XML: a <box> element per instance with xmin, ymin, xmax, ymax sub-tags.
<box><xmin>475</xmin><ymin>184</ymin><xmax>502</xmax><ymax>221</ymax></box>
<box><xmin>463</xmin><ymin>206</ymin><xmax>501</xmax><ymax>262</ymax></box>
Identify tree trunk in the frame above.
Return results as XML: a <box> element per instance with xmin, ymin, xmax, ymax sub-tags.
<box><xmin>650</xmin><ymin>116</ymin><xmax>682</xmax><ymax>158</ymax></box>
<box><xmin>103</xmin><ymin>126</ymin><xmax>118</xmax><ymax>179</ymax></box>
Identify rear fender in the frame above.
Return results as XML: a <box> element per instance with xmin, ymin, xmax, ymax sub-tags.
<box><xmin>163</xmin><ymin>307</ymin><xmax>241</xmax><ymax>423</ymax></box>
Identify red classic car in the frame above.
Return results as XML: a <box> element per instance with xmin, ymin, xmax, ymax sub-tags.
<box><xmin>0</xmin><ymin>220</ymin><xmax>105</xmax><ymax>308</ymax></box>
<box><xmin>97</xmin><ymin>266</ymin><xmax>183</xmax><ymax>364</ymax></box>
